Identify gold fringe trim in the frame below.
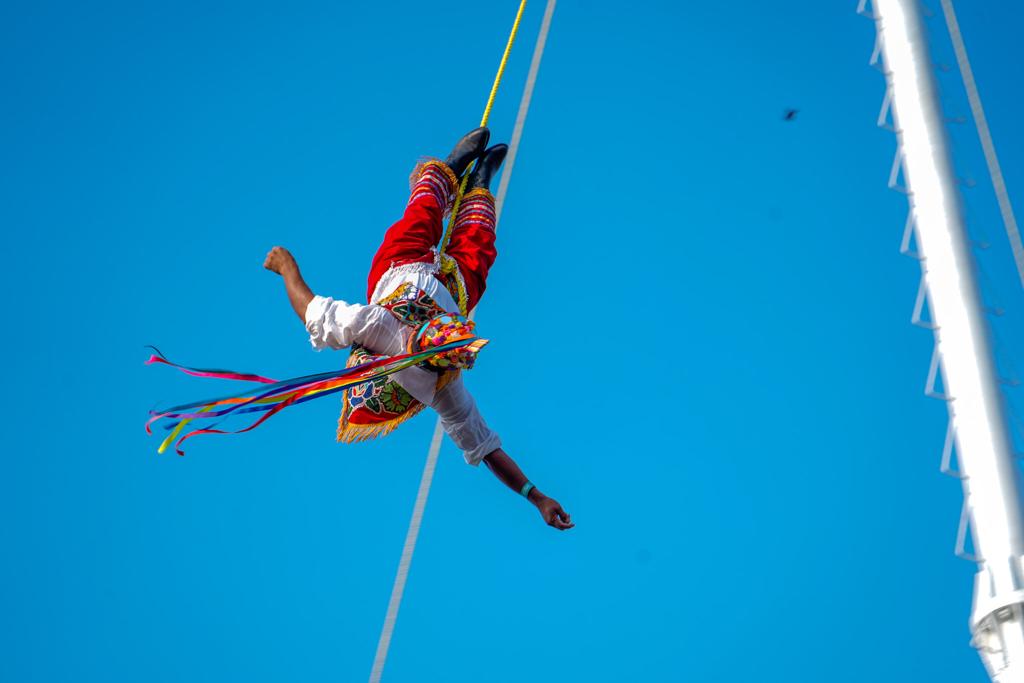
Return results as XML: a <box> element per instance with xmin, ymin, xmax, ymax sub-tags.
<box><xmin>407</xmin><ymin>158</ymin><xmax>459</xmax><ymax>197</ymax></box>
<box><xmin>461</xmin><ymin>187</ymin><xmax>495</xmax><ymax>203</ymax></box>
<box><xmin>336</xmin><ymin>394</ymin><xmax>428</xmax><ymax>444</ymax></box>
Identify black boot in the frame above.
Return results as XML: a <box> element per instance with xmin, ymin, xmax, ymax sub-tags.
<box><xmin>445</xmin><ymin>127</ymin><xmax>490</xmax><ymax>177</ymax></box>
<box><xmin>467</xmin><ymin>144</ymin><xmax>508</xmax><ymax>191</ymax></box>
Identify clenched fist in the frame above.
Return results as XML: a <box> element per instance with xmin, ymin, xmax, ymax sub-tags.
<box><xmin>264</xmin><ymin>246</ymin><xmax>297</xmax><ymax>276</ymax></box>
<box><xmin>265</xmin><ymin>245</ymin><xmax>314</xmax><ymax>322</ymax></box>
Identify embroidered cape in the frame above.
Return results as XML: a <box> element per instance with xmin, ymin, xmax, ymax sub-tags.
<box><xmin>336</xmin><ymin>282</ymin><xmax>460</xmax><ymax>443</ymax></box>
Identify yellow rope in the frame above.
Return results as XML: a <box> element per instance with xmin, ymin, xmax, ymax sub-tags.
<box><xmin>439</xmin><ymin>0</ymin><xmax>528</xmax><ymax>314</ymax></box>
<box><xmin>479</xmin><ymin>0</ymin><xmax>526</xmax><ymax>128</ymax></box>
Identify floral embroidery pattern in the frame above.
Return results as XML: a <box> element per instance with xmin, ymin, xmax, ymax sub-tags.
<box><xmin>377</xmin><ymin>282</ymin><xmax>449</xmax><ymax>326</ymax></box>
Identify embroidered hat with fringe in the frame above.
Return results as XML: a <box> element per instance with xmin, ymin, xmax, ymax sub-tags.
<box><xmin>410</xmin><ymin>313</ymin><xmax>488</xmax><ymax>370</ymax></box>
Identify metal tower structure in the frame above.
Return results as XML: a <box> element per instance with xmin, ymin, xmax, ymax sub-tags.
<box><xmin>862</xmin><ymin>0</ymin><xmax>1024</xmax><ymax>679</ymax></box>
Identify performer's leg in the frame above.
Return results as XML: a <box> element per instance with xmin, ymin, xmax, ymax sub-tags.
<box><xmin>366</xmin><ymin>128</ymin><xmax>490</xmax><ymax>302</ymax></box>
<box><xmin>366</xmin><ymin>161</ymin><xmax>455</xmax><ymax>301</ymax></box>
<box><xmin>446</xmin><ymin>188</ymin><xmax>498</xmax><ymax>311</ymax></box>
<box><xmin>444</xmin><ymin>144</ymin><xmax>507</xmax><ymax>311</ymax></box>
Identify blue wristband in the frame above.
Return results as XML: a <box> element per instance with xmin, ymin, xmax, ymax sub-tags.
<box><xmin>520</xmin><ymin>482</ymin><xmax>535</xmax><ymax>499</ymax></box>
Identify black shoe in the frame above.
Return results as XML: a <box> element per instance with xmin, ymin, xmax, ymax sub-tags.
<box><xmin>467</xmin><ymin>144</ymin><xmax>508</xmax><ymax>191</ymax></box>
<box><xmin>445</xmin><ymin>127</ymin><xmax>490</xmax><ymax>177</ymax></box>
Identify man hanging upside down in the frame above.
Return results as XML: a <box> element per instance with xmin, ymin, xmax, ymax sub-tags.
<box><xmin>263</xmin><ymin>127</ymin><xmax>573</xmax><ymax>530</ymax></box>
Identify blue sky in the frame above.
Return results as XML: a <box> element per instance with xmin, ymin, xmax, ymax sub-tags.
<box><xmin>3</xmin><ymin>1</ymin><xmax>1024</xmax><ymax>681</ymax></box>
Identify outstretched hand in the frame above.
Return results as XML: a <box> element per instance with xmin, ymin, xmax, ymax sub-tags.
<box><xmin>533</xmin><ymin>493</ymin><xmax>574</xmax><ymax>530</ymax></box>
<box><xmin>264</xmin><ymin>246</ymin><xmax>297</xmax><ymax>276</ymax></box>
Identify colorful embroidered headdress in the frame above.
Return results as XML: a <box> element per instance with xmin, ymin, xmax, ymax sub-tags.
<box><xmin>410</xmin><ymin>313</ymin><xmax>488</xmax><ymax>370</ymax></box>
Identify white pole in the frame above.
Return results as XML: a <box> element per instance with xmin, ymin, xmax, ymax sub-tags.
<box><xmin>871</xmin><ymin>1</ymin><xmax>1024</xmax><ymax>679</ymax></box>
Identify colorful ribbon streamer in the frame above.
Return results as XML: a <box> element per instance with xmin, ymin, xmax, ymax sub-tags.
<box><xmin>145</xmin><ymin>338</ymin><xmax>484</xmax><ymax>456</ymax></box>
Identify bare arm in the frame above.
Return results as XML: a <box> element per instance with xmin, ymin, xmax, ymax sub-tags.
<box><xmin>483</xmin><ymin>448</ymin><xmax>574</xmax><ymax>530</ymax></box>
<box><xmin>264</xmin><ymin>246</ymin><xmax>313</xmax><ymax>322</ymax></box>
